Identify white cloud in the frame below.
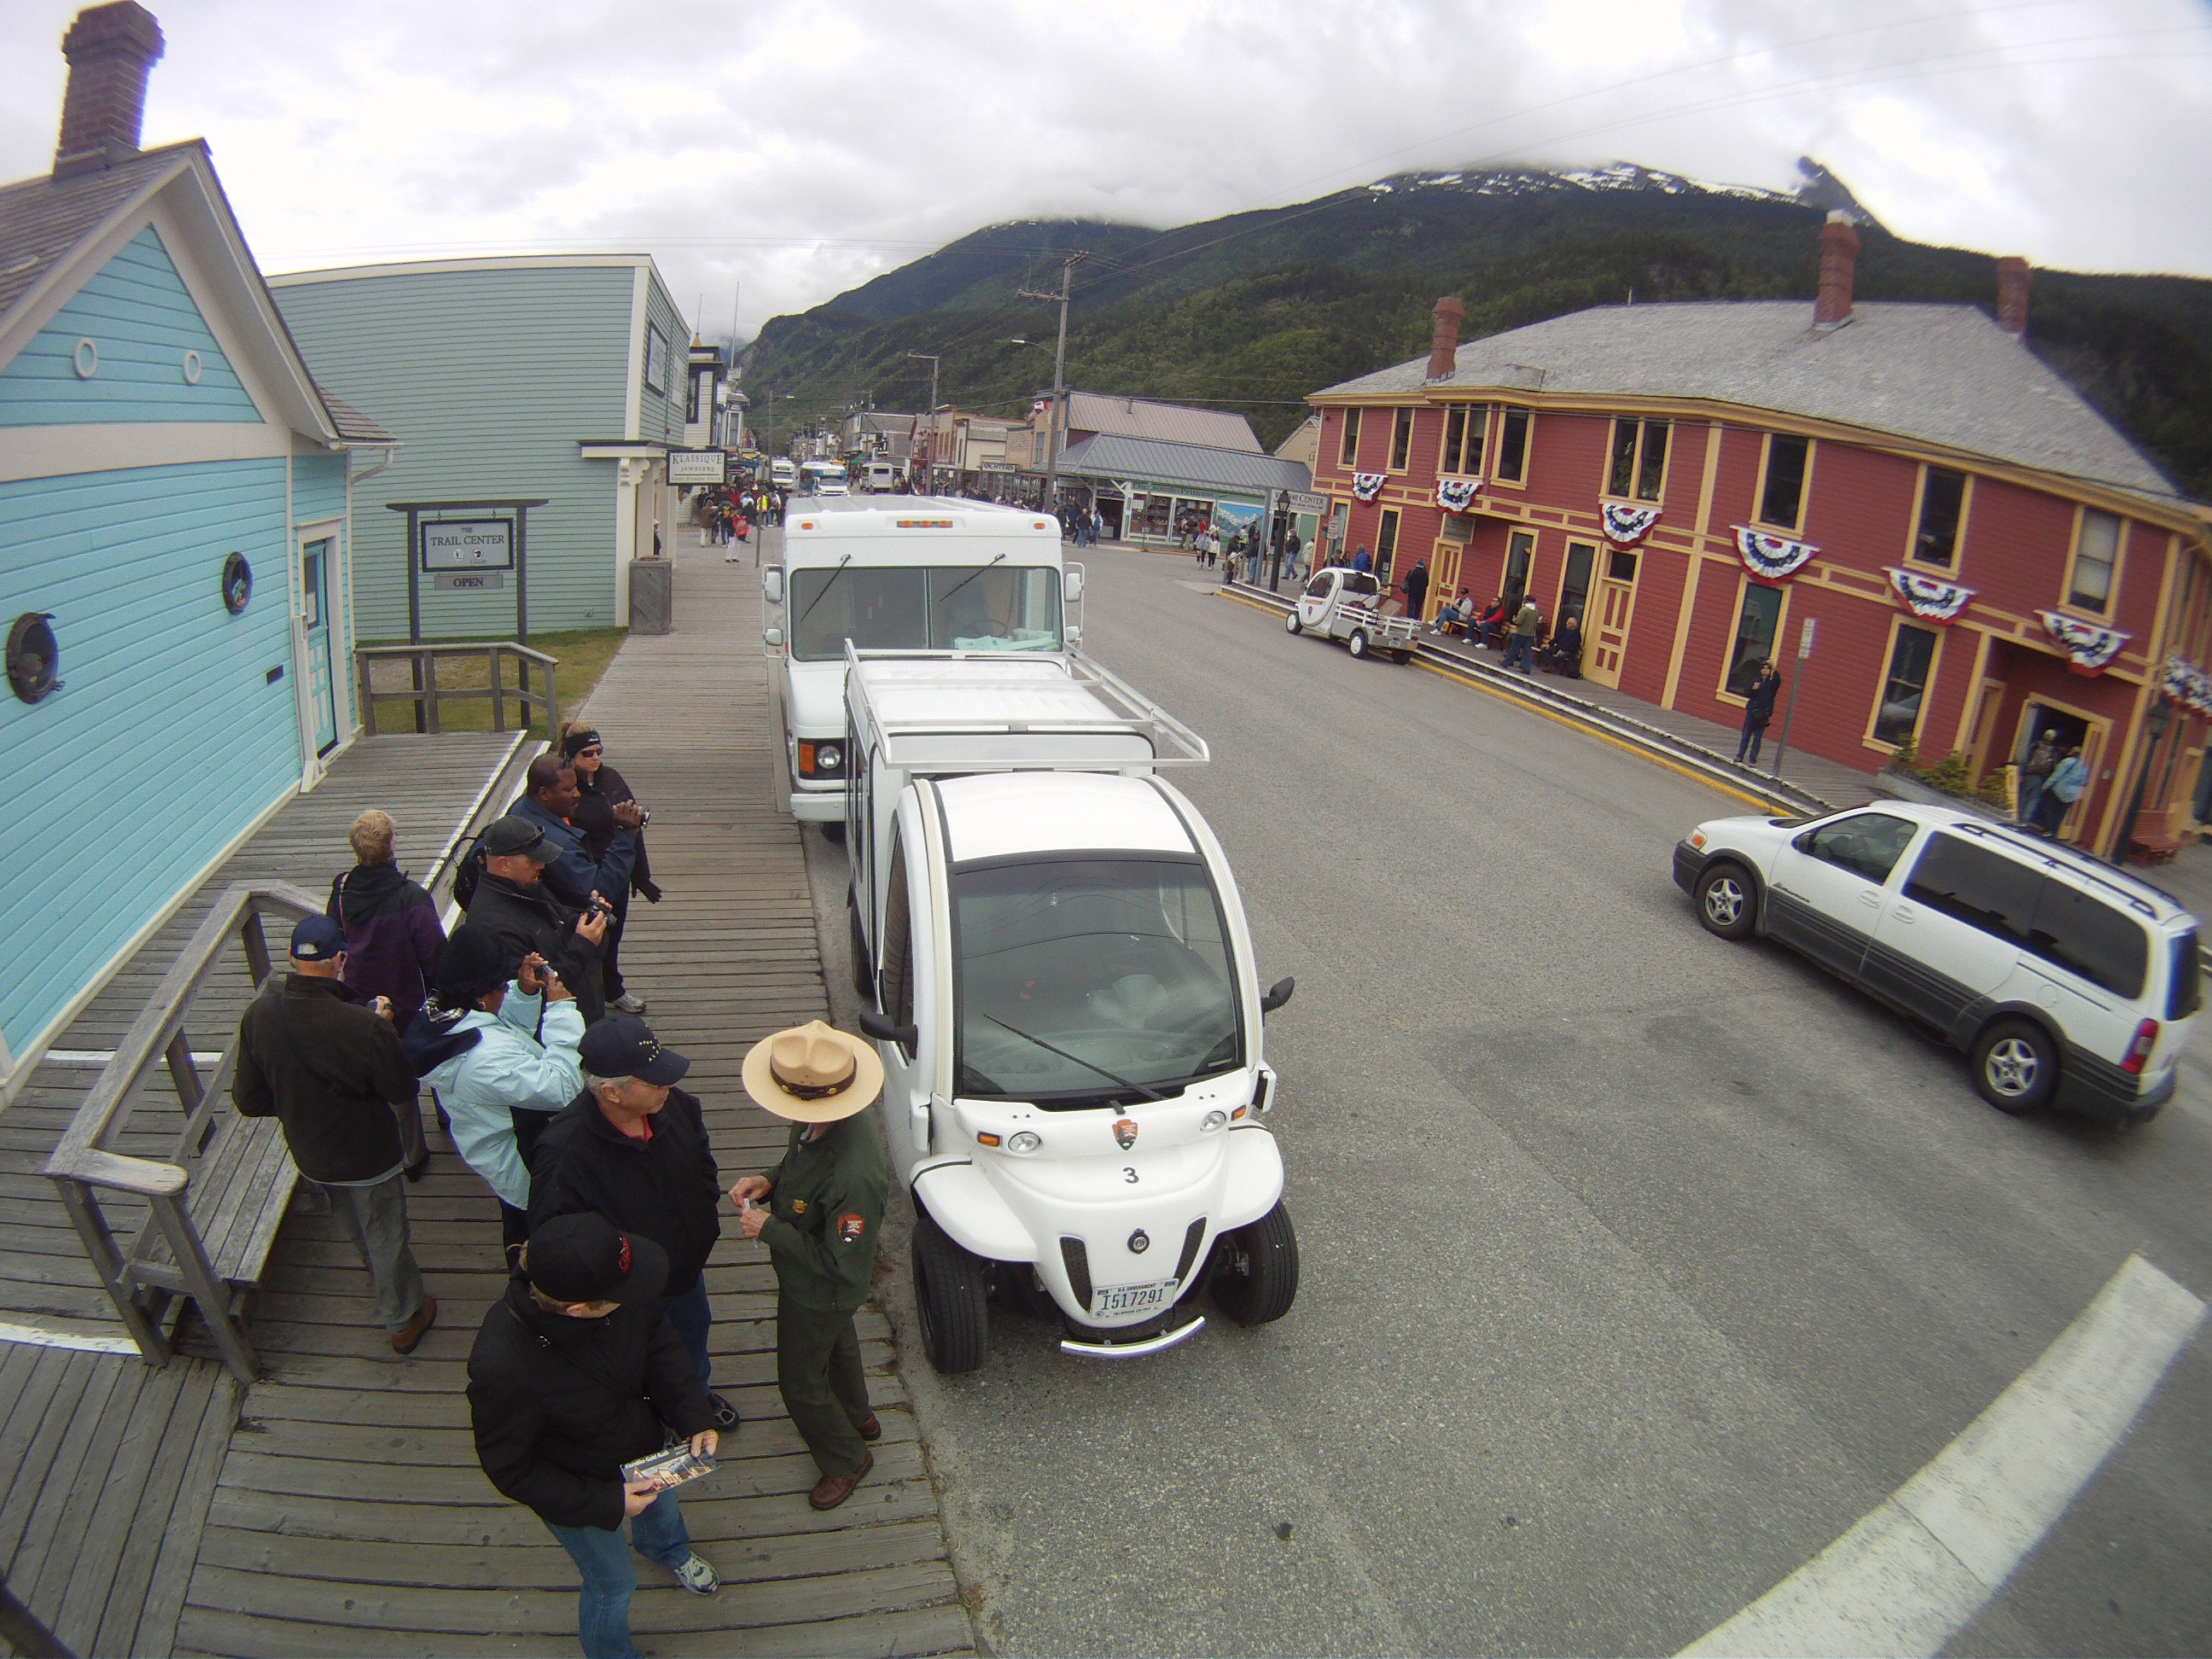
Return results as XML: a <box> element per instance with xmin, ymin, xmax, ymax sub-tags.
<box><xmin>1</xmin><ymin>0</ymin><xmax>2205</xmax><ymax>339</ymax></box>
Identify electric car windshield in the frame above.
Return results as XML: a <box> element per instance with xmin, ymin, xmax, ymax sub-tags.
<box><xmin>952</xmin><ymin>855</ymin><xmax>1241</xmax><ymax>1107</ymax></box>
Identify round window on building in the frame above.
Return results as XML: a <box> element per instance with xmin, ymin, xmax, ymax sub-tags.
<box><xmin>220</xmin><ymin>551</ymin><xmax>252</xmax><ymax>614</ymax></box>
<box><xmin>7</xmin><ymin>613</ymin><xmax>61</xmax><ymax>704</ymax></box>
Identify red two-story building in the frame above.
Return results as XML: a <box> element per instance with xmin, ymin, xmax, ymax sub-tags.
<box><xmin>1306</xmin><ymin>218</ymin><xmax>2212</xmax><ymax>859</ymax></box>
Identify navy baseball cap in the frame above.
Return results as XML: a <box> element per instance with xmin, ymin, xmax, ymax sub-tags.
<box><xmin>290</xmin><ymin>915</ymin><xmax>347</xmax><ymax>962</ymax></box>
<box><xmin>579</xmin><ymin>1016</ymin><xmax>690</xmax><ymax>1086</ymax></box>
<box><xmin>527</xmin><ymin>1213</ymin><xmax>667</xmax><ymax>1306</ymax></box>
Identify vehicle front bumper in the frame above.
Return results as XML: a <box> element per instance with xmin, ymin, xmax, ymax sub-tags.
<box><xmin>1672</xmin><ymin>839</ymin><xmax>1707</xmax><ymax>895</ymax></box>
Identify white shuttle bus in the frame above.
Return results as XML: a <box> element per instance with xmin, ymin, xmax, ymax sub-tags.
<box><xmin>798</xmin><ymin>459</ymin><xmax>850</xmax><ymax>496</ymax></box>
<box><xmin>760</xmin><ymin>497</ymin><xmax>1080</xmax><ymax>830</ymax></box>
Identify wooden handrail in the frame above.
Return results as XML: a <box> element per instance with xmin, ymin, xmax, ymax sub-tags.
<box><xmin>354</xmin><ymin>641</ymin><xmax>561</xmax><ymax>736</ymax></box>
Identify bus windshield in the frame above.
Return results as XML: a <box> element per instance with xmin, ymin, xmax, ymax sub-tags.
<box><xmin>789</xmin><ymin>565</ymin><xmax>1062</xmax><ymax>661</ymax></box>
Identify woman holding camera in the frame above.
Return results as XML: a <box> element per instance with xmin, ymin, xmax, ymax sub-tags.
<box><xmin>562</xmin><ymin>725</ymin><xmax>661</xmax><ymax>1016</ymax></box>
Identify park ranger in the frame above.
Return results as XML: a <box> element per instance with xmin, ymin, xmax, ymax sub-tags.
<box><xmin>730</xmin><ymin>1021</ymin><xmax>889</xmax><ymax>1511</ymax></box>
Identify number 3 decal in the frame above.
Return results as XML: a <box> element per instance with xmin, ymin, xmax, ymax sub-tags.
<box><xmin>1123</xmin><ymin>1167</ymin><xmax>1138</xmax><ymax>1184</ymax></box>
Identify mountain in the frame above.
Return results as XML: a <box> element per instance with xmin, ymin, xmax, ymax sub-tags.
<box><xmin>742</xmin><ymin>162</ymin><xmax>2212</xmax><ymax>498</ymax></box>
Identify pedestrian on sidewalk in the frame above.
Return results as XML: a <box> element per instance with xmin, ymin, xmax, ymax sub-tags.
<box><xmin>326</xmin><ymin>808</ymin><xmax>443</xmax><ymax>1181</ymax></box>
<box><xmin>1284</xmin><ymin>529</ymin><xmax>1303</xmax><ymax>580</ymax></box>
<box><xmin>2018</xmin><ymin>729</ymin><xmax>2059</xmax><ymax>824</ymax></box>
<box><xmin>1350</xmin><ymin>544</ymin><xmax>1372</xmax><ymax>575</ymax></box>
<box><xmin>468</xmin><ymin>1212</ymin><xmax>720</xmax><ymax>1659</ymax></box>
<box><xmin>1540</xmin><ymin>614</ymin><xmax>1585</xmax><ymax>677</ymax></box>
<box><xmin>564</xmin><ymin>725</ymin><xmax>660</xmax><ymax>1016</ymax></box>
<box><xmin>730</xmin><ymin>1021</ymin><xmax>888</xmax><ymax>1511</ymax></box>
<box><xmin>513</xmin><ymin>758</ymin><xmax>643</xmax><ymax>998</ymax></box>
<box><xmin>1504</xmin><ymin>596</ymin><xmax>1541</xmax><ymax>673</ymax></box>
<box><xmin>530</xmin><ymin>1016</ymin><xmax>739</xmax><ymax>1431</ymax></box>
<box><xmin>1402</xmin><ymin>556</ymin><xmax>1429</xmax><ymax>623</ymax></box>
<box><xmin>408</xmin><ymin>926</ymin><xmax>585</xmax><ymax>1262</ymax></box>
<box><xmin>234</xmin><ymin>915</ymin><xmax>435</xmax><ymax>1353</ymax></box>
<box><xmin>2033</xmin><ymin>744</ymin><xmax>2089</xmax><ymax>837</ymax></box>
<box><xmin>462</xmin><ymin>816</ymin><xmax>613</xmax><ymax>1026</ymax></box>
<box><xmin>1735</xmin><ymin>661</ymin><xmax>1783</xmax><ymax>765</ymax></box>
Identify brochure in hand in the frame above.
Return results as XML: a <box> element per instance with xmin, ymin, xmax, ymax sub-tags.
<box><xmin>620</xmin><ymin>1444</ymin><xmax>715</xmax><ymax>1493</ymax></box>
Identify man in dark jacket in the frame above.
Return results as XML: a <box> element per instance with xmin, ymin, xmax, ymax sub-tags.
<box><xmin>529</xmin><ymin>1017</ymin><xmax>736</xmax><ymax>1429</ymax></box>
<box><xmin>1402</xmin><ymin>556</ymin><xmax>1429</xmax><ymax>621</ymax></box>
<box><xmin>511</xmin><ymin>755</ymin><xmax>643</xmax><ymax>917</ymax></box>
<box><xmin>327</xmin><ymin>808</ymin><xmax>444</xmax><ymax>1179</ymax></box>
<box><xmin>1736</xmin><ymin>660</ymin><xmax>1784</xmax><ymax>765</ymax></box>
<box><xmin>463</xmin><ymin>816</ymin><xmax>611</xmax><ymax>1025</ymax></box>
<box><xmin>469</xmin><ymin>1213</ymin><xmax>720</xmax><ymax>1657</ymax></box>
<box><xmin>235</xmin><ymin>915</ymin><xmax>435</xmax><ymax>1352</ymax></box>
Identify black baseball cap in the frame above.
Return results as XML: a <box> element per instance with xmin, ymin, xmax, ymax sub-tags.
<box><xmin>434</xmin><ymin>925</ymin><xmax>509</xmax><ymax>1001</ymax></box>
<box><xmin>527</xmin><ymin>1213</ymin><xmax>667</xmax><ymax>1305</ymax></box>
<box><xmin>579</xmin><ymin>1016</ymin><xmax>691</xmax><ymax>1086</ymax></box>
<box><xmin>482</xmin><ymin>816</ymin><xmax>556</xmax><ymax>861</ymax></box>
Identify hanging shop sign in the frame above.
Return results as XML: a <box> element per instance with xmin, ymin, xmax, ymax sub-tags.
<box><xmin>1884</xmin><ymin>567</ymin><xmax>1975</xmax><ymax>624</ymax></box>
<box><xmin>667</xmin><ymin>448</ymin><xmax>727</xmax><ymax>485</ymax></box>
<box><xmin>1732</xmin><ymin>526</ymin><xmax>1819</xmax><ymax>585</ymax></box>
<box><xmin>1351</xmin><ymin>472</ymin><xmax>1387</xmax><ymax>502</ymax></box>
<box><xmin>2038</xmin><ymin>610</ymin><xmax>2130</xmax><ymax>675</ymax></box>
<box><xmin>2162</xmin><ymin>655</ymin><xmax>2212</xmax><ymax>718</ymax></box>
<box><xmin>420</xmin><ymin>518</ymin><xmax>514</xmax><ymax>571</ymax></box>
<box><xmin>1435</xmin><ymin>477</ymin><xmax>1479</xmax><ymax>512</ymax></box>
<box><xmin>1600</xmin><ymin>503</ymin><xmax>1660</xmax><ymax>545</ymax></box>
<box><xmin>1286</xmin><ymin>491</ymin><xmax>1327</xmax><ymax>514</ymax></box>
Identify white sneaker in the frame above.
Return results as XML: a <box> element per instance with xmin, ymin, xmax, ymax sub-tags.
<box><xmin>611</xmin><ymin>992</ymin><xmax>647</xmax><ymax>1014</ymax></box>
<box><xmin>671</xmin><ymin>1555</ymin><xmax>719</xmax><ymax>1596</ymax></box>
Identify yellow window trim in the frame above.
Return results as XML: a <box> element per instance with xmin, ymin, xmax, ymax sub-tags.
<box><xmin>1861</xmin><ymin>612</ymin><xmax>1947</xmax><ymax>755</ymax></box>
<box><xmin>1714</xmin><ymin>570</ymin><xmax>1793</xmax><ymax>710</ymax></box>
<box><xmin>1603</xmin><ymin>415</ymin><xmax>1672</xmax><ymax>507</ymax></box>
<box><xmin>1900</xmin><ymin>465</ymin><xmax>1976</xmax><ymax>575</ymax></box>
<box><xmin>1490</xmin><ymin>405</ymin><xmax>1534</xmax><ymax>491</ymax></box>
<box><xmin>2057</xmin><ymin>502</ymin><xmax>2129</xmax><ymax>620</ymax></box>
<box><xmin>1752</xmin><ymin>430</ymin><xmax>1819</xmax><ymax>533</ymax></box>
<box><xmin>1385</xmin><ymin>405</ymin><xmax>1418</xmax><ymax>475</ymax></box>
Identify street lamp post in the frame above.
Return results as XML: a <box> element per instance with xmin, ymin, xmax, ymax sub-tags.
<box><xmin>2115</xmin><ymin>696</ymin><xmax>2174</xmax><ymax>864</ymax></box>
<box><xmin>1019</xmin><ymin>251</ymin><xmax>1087</xmax><ymax>525</ymax></box>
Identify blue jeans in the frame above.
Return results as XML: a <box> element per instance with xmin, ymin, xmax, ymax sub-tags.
<box><xmin>662</xmin><ymin>1276</ymin><xmax>712</xmax><ymax>1388</ymax></box>
<box><xmin>1737</xmin><ymin>715</ymin><xmax>1767</xmax><ymax>765</ymax></box>
<box><xmin>2017</xmin><ymin>779</ymin><xmax>2045</xmax><ymax>824</ymax></box>
<box><xmin>1504</xmin><ymin>634</ymin><xmax>1534</xmax><ymax>672</ymax></box>
<box><xmin>544</xmin><ymin>1490</ymin><xmax>693</xmax><ymax>1658</ymax></box>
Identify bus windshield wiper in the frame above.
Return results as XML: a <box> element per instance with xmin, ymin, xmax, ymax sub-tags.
<box><xmin>934</xmin><ymin>553</ymin><xmax>1006</xmax><ymax>608</ymax></box>
<box><xmin>797</xmin><ymin>555</ymin><xmax>853</xmax><ymax>626</ymax></box>
<box><xmin>980</xmin><ymin>1012</ymin><xmax>1165</xmax><ymax>1102</ymax></box>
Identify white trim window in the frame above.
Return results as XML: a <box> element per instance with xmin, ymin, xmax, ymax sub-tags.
<box><xmin>644</xmin><ymin>323</ymin><xmax>670</xmax><ymax>397</ymax></box>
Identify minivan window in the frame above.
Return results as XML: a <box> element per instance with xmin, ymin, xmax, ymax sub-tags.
<box><xmin>2169</xmin><ymin>932</ymin><xmax>2201</xmax><ymax>1020</ymax></box>
<box><xmin>1804</xmin><ymin>812</ymin><xmax>1918</xmax><ymax>883</ymax></box>
<box><xmin>790</xmin><ymin>565</ymin><xmax>1062</xmax><ymax>661</ymax></box>
<box><xmin>1905</xmin><ymin>834</ymin><xmax>2039</xmax><ymax>946</ymax></box>
<box><xmin>2026</xmin><ymin>882</ymin><xmax>2147</xmax><ymax>999</ymax></box>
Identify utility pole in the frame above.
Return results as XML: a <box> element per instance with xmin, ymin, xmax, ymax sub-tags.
<box><xmin>906</xmin><ymin>352</ymin><xmax>940</xmax><ymax>492</ymax></box>
<box><xmin>1019</xmin><ymin>250</ymin><xmax>1086</xmax><ymax>520</ymax></box>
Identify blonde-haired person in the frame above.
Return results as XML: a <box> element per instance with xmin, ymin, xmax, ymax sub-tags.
<box><xmin>328</xmin><ymin>808</ymin><xmax>446</xmax><ymax>1179</ymax></box>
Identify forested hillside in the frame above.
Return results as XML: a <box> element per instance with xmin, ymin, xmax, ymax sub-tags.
<box><xmin>742</xmin><ymin>165</ymin><xmax>2212</xmax><ymax>498</ymax></box>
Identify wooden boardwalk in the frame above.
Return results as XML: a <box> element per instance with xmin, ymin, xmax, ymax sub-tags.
<box><xmin>166</xmin><ymin>540</ymin><xmax>975</xmax><ymax>1657</ymax></box>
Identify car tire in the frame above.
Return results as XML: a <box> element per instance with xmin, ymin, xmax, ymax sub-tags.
<box><xmin>911</xmin><ymin>1213</ymin><xmax>989</xmax><ymax>1372</ymax></box>
<box><xmin>1392</xmin><ymin>649</ymin><xmax>1412</xmax><ymax>664</ymax></box>
<box><xmin>1348</xmin><ymin>628</ymin><xmax>1369</xmax><ymax>660</ymax></box>
<box><xmin>821</xmin><ymin>820</ymin><xmax>845</xmax><ymax>843</ymax></box>
<box><xmin>1285</xmin><ymin>611</ymin><xmax>1303</xmax><ymax>635</ymax></box>
<box><xmin>1971</xmin><ymin>1018</ymin><xmax>2059</xmax><ymax>1115</ymax></box>
<box><xmin>1211</xmin><ymin>1202</ymin><xmax>1299</xmax><ymax>1327</ymax></box>
<box><xmin>1695</xmin><ymin>861</ymin><xmax>1758</xmax><ymax>941</ymax></box>
<box><xmin>848</xmin><ymin>902</ymin><xmax>872</xmax><ymax>998</ymax></box>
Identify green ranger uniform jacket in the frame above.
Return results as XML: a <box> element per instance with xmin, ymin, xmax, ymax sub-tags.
<box><xmin>760</xmin><ymin>1109</ymin><xmax>889</xmax><ymax>1313</ymax></box>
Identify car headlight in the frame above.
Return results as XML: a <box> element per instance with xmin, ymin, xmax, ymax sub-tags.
<box><xmin>1201</xmin><ymin>1110</ymin><xmax>1228</xmax><ymax>1132</ymax></box>
<box><xmin>815</xmin><ymin>742</ymin><xmax>842</xmax><ymax>772</ymax></box>
<box><xmin>1007</xmin><ymin>1131</ymin><xmax>1041</xmax><ymax>1154</ymax></box>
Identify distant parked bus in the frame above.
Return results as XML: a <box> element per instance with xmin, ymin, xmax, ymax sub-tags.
<box><xmin>865</xmin><ymin>460</ymin><xmax>899</xmax><ymax>492</ymax></box>
<box><xmin>799</xmin><ymin>460</ymin><xmax>849</xmax><ymax>496</ymax></box>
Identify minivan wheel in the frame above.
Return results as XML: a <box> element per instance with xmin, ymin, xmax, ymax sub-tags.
<box><xmin>1211</xmin><ymin>1202</ymin><xmax>1299</xmax><ymax>1327</ymax></box>
<box><xmin>1972</xmin><ymin>1019</ymin><xmax>2058</xmax><ymax>1115</ymax></box>
<box><xmin>1285</xmin><ymin>610</ymin><xmax>1303</xmax><ymax>635</ymax></box>
<box><xmin>911</xmin><ymin>1214</ymin><xmax>989</xmax><ymax>1372</ymax></box>
<box><xmin>1348</xmin><ymin>628</ymin><xmax>1370</xmax><ymax>660</ymax></box>
<box><xmin>1695</xmin><ymin>862</ymin><xmax>1757</xmax><ymax>941</ymax></box>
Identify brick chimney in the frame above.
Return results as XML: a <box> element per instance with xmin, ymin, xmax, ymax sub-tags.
<box><xmin>1426</xmin><ymin>295</ymin><xmax>1464</xmax><ymax>381</ymax></box>
<box><xmin>1995</xmin><ymin>256</ymin><xmax>2032</xmax><ymax>336</ymax></box>
<box><xmin>1813</xmin><ymin>211</ymin><xmax>1860</xmax><ymax>329</ymax></box>
<box><xmin>53</xmin><ymin>3</ymin><xmax>165</xmax><ymax>181</ymax></box>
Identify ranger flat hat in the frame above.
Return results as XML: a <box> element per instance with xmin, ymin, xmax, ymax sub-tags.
<box><xmin>481</xmin><ymin>816</ymin><xmax>556</xmax><ymax>862</ymax></box>
<box><xmin>742</xmin><ymin>1020</ymin><xmax>884</xmax><ymax>1122</ymax></box>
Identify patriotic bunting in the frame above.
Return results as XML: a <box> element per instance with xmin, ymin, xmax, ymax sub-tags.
<box><xmin>1435</xmin><ymin>477</ymin><xmax>1478</xmax><ymax>512</ymax></box>
<box><xmin>1600</xmin><ymin>503</ymin><xmax>1660</xmax><ymax>545</ymax></box>
<box><xmin>1732</xmin><ymin>526</ymin><xmax>1819</xmax><ymax>585</ymax></box>
<box><xmin>1883</xmin><ymin>567</ymin><xmax>1975</xmax><ymax>624</ymax></box>
<box><xmin>2038</xmin><ymin>610</ymin><xmax>2130</xmax><ymax>675</ymax></box>
<box><xmin>1352</xmin><ymin>473</ymin><xmax>1387</xmax><ymax>502</ymax></box>
<box><xmin>2163</xmin><ymin>656</ymin><xmax>2212</xmax><ymax>718</ymax></box>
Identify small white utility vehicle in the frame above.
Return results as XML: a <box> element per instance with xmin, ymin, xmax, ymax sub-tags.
<box><xmin>771</xmin><ymin>457</ymin><xmax>797</xmax><ymax>489</ymax></box>
<box><xmin>1675</xmin><ymin>800</ymin><xmax>2199</xmax><ymax>1121</ymax></box>
<box><xmin>844</xmin><ymin>646</ymin><xmax>1299</xmax><ymax>1370</ymax></box>
<box><xmin>1285</xmin><ymin>567</ymin><xmax>1419</xmax><ymax>662</ymax></box>
<box><xmin>762</xmin><ymin>497</ymin><xmax>1080</xmax><ymax>831</ymax></box>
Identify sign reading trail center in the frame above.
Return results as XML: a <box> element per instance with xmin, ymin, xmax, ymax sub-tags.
<box><xmin>667</xmin><ymin>449</ymin><xmax>727</xmax><ymax>486</ymax></box>
<box><xmin>420</xmin><ymin>519</ymin><xmax>515</xmax><ymax>572</ymax></box>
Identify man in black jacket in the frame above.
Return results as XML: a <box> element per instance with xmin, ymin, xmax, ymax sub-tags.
<box><xmin>235</xmin><ymin>915</ymin><xmax>436</xmax><ymax>1352</ymax></box>
<box><xmin>463</xmin><ymin>816</ymin><xmax>611</xmax><ymax>1025</ymax></box>
<box><xmin>529</xmin><ymin>1017</ymin><xmax>736</xmax><ymax>1429</ymax></box>
<box><xmin>511</xmin><ymin>754</ymin><xmax>642</xmax><ymax>916</ymax></box>
<box><xmin>469</xmin><ymin>1213</ymin><xmax>720</xmax><ymax>1658</ymax></box>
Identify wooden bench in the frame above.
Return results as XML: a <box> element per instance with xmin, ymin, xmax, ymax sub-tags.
<box><xmin>44</xmin><ymin>883</ymin><xmax>318</xmax><ymax>1382</ymax></box>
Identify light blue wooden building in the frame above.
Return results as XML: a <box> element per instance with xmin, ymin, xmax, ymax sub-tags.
<box><xmin>269</xmin><ymin>256</ymin><xmax>693</xmax><ymax>639</ymax></box>
<box><xmin>0</xmin><ymin>47</ymin><xmax>395</xmax><ymax>1096</ymax></box>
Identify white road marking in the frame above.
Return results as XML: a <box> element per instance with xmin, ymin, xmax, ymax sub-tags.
<box><xmin>1682</xmin><ymin>1254</ymin><xmax>2205</xmax><ymax>1658</ymax></box>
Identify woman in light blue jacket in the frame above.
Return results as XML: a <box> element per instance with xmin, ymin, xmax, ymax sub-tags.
<box><xmin>405</xmin><ymin>925</ymin><xmax>585</xmax><ymax>1259</ymax></box>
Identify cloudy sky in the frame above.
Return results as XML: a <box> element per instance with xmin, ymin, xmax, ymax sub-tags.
<box><xmin>4</xmin><ymin>0</ymin><xmax>2208</xmax><ymax>342</ymax></box>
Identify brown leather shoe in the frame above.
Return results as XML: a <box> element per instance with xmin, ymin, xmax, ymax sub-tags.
<box><xmin>807</xmin><ymin>1451</ymin><xmax>873</xmax><ymax>1511</ymax></box>
<box><xmin>856</xmin><ymin>1414</ymin><xmax>882</xmax><ymax>1442</ymax></box>
<box><xmin>390</xmin><ymin>1294</ymin><xmax>438</xmax><ymax>1354</ymax></box>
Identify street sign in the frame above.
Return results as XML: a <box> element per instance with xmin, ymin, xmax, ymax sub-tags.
<box><xmin>667</xmin><ymin>448</ymin><xmax>727</xmax><ymax>485</ymax></box>
<box><xmin>434</xmin><ymin>572</ymin><xmax>505</xmax><ymax>591</ymax></box>
<box><xmin>1287</xmin><ymin>491</ymin><xmax>1327</xmax><ymax>513</ymax></box>
<box><xmin>420</xmin><ymin>519</ymin><xmax>513</xmax><ymax>571</ymax></box>
<box><xmin>1798</xmin><ymin>616</ymin><xmax>1818</xmax><ymax>659</ymax></box>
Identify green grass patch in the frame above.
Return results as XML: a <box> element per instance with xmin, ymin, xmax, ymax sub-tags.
<box><xmin>358</xmin><ymin>627</ymin><xmax>628</xmax><ymax>737</ymax></box>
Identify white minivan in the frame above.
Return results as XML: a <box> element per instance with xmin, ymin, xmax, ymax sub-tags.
<box><xmin>761</xmin><ymin>498</ymin><xmax>1079</xmax><ymax>829</ymax></box>
<box><xmin>1674</xmin><ymin>800</ymin><xmax>2199</xmax><ymax>1121</ymax></box>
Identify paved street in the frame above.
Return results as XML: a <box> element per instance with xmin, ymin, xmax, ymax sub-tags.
<box><xmin>796</xmin><ymin>538</ymin><xmax>2212</xmax><ymax>1657</ymax></box>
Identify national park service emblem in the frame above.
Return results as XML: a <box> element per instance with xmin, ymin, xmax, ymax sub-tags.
<box><xmin>1113</xmin><ymin>1118</ymin><xmax>1138</xmax><ymax>1150</ymax></box>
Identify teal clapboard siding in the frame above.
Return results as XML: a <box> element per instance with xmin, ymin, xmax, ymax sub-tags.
<box><xmin>292</xmin><ymin>450</ymin><xmax>354</xmax><ymax>731</ymax></box>
<box><xmin>272</xmin><ymin>265</ymin><xmax>632</xmax><ymax>637</ymax></box>
<box><xmin>0</xmin><ymin>457</ymin><xmax>298</xmax><ymax>1058</ymax></box>
<box><xmin>0</xmin><ymin>225</ymin><xmax>261</xmax><ymax>426</ymax></box>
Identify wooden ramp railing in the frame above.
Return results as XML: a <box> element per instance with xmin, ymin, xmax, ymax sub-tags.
<box><xmin>356</xmin><ymin>641</ymin><xmax>560</xmax><ymax>736</ymax></box>
<box><xmin>43</xmin><ymin>882</ymin><xmax>323</xmax><ymax>1382</ymax></box>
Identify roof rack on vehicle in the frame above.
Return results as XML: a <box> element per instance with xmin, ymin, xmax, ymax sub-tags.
<box><xmin>844</xmin><ymin>643</ymin><xmax>1211</xmax><ymax>775</ymax></box>
<box><xmin>1948</xmin><ymin>818</ymin><xmax>2168</xmax><ymax>918</ymax></box>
